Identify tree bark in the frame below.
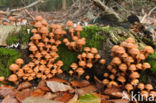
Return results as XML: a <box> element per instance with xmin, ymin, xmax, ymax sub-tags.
<box><xmin>62</xmin><ymin>0</ymin><xmax>66</xmax><ymax>10</ymax></box>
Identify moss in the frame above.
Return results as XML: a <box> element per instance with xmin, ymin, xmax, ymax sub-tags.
<box><xmin>146</xmin><ymin>50</ymin><xmax>156</xmax><ymax>73</ymax></box>
<box><xmin>6</xmin><ymin>26</ymin><xmax>33</xmax><ymax>45</ymax></box>
<box><xmin>81</xmin><ymin>26</ymin><xmax>106</xmax><ymax>49</ymax></box>
<box><xmin>0</xmin><ymin>48</ymin><xmax>21</xmax><ymax>77</ymax></box>
<box><xmin>57</xmin><ymin>44</ymin><xmax>78</xmax><ymax>71</ymax></box>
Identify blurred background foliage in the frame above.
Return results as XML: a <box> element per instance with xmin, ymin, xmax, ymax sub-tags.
<box><xmin>0</xmin><ymin>0</ymin><xmax>73</xmax><ymax>11</ymax></box>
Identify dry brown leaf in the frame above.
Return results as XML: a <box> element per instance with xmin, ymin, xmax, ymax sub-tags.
<box><xmin>67</xmin><ymin>94</ymin><xmax>78</xmax><ymax>103</ymax></box>
<box><xmin>38</xmin><ymin>80</ymin><xmax>51</xmax><ymax>92</ymax></box>
<box><xmin>71</xmin><ymin>80</ymin><xmax>90</xmax><ymax>88</ymax></box>
<box><xmin>16</xmin><ymin>89</ymin><xmax>32</xmax><ymax>102</ymax></box>
<box><xmin>0</xmin><ymin>85</ymin><xmax>17</xmax><ymax>97</ymax></box>
<box><xmin>17</xmin><ymin>82</ymin><xmax>32</xmax><ymax>91</ymax></box>
<box><xmin>76</xmin><ymin>85</ymin><xmax>97</xmax><ymax>96</ymax></box>
<box><xmin>109</xmin><ymin>99</ymin><xmax>129</xmax><ymax>103</ymax></box>
<box><xmin>2</xmin><ymin>95</ymin><xmax>19</xmax><ymax>103</ymax></box>
<box><xmin>55</xmin><ymin>92</ymin><xmax>74</xmax><ymax>102</ymax></box>
<box><xmin>32</xmin><ymin>88</ymin><xmax>45</xmax><ymax>97</ymax></box>
<box><xmin>104</xmin><ymin>86</ymin><xmax>124</xmax><ymax>98</ymax></box>
<box><xmin>48</xmin><ymin>78</ymin><xmax>69</xmax><ymax>85</ymax></box>
<box><xmin>42</xmin><ymin>92</ymin><xmax>57</xmax><ymax>100</ymax></box>
<box><xmin>46</xmin><ymin>81</ymin><xmax>73</xmax><ymax>92</ymax></box>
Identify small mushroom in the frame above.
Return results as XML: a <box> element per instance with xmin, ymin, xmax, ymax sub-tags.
<box><xmin>102</xmin><ymin>79</ymin><xmax>109</xmax><ymax>85</ymax></box>
<box><xmin>145</xmin><ymin>84</ymin><xmax>153</xmax><ymax>91</ymax></box>
<box><xmin>125</xmin><ymin>84</ymin><xmax>133</xmax><ymax>92</ymax></box>
<box><xmin>8</xmin><ymin>74</ymin><xmax>18</xmax><ymax>83</ymax></box>
<box><xmin>75</xmin><ymin>25</ymin><xmax>82</xmax><ymax>38</ymax></box>
<box><xmin>137</xmin><ymin>83</ymin><xmax>145</xmax><ymax>90</ymax></box>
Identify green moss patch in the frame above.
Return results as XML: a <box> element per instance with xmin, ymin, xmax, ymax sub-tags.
<box><xmin>81</xmin><ymin>26</ymin><xmax>106</xmax><ymax>49</ymax></box>
<box><xmin>6</xmin><ymin>26</ymin><xmax>33</xmax><ymax>45</ymax></box>
<box><xmin>57</xmin><ymin>44</ymin><xmax>78</xmax><ymax>71</ymax></box>
<box><xmin>0</xmin><ymin>48</ymin><xmax>21</xmax><ymax>77</ymax></box>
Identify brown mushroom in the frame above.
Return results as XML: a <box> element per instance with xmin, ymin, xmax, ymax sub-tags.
<box><xmin>75</xmin><ymin>25</ymin><xmax>82</xmax><ymax>38</ymax></box>
<box><xmin>9</xmin><ymin>64</ymin><xmax>20</xmax><ymax>73</ymax></box>
<box><xmin>137</xmin><ymin>83</ymin><xmax>145</xmax><ymax>90</ymax></box>
<box><xmin>125</xmin><ymin>83</ymin><xmax>133</xmax><ymax>92</ymax></box>
<box><xmin>8</xmin><ymin>74</ymin><xmax>18</xmax><ymax>83</ymax></box>
<box><xmin>145</xmin><ymin>84</ymin><xmax>153</xmax><ymax>91</ymax></box>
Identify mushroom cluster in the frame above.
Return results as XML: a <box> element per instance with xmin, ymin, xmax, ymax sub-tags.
<box><xmin>63</xmin><ymin>21</ymin><xmax>86</xmax><ymax>52</ymax></box>
<box><xmin>8</xmin><ymin>16</ymin><xmax>65</xmax><ymax>82</ymax></box>
<box><xmin>69</xmin><ymin>47</ymin><xmax>106</xmax><ymax>80</ymax></box>
<box><xmin>2</xmin><ymin>16</ymin><xmax>28</xmax><ymax>26</ymax></box>
<box><xmin>102</xmin><ymin>37</ymin><xmax>156</xmax><ymax>99</ymax></box>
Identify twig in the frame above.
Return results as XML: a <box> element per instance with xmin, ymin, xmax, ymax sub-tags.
<box><xmin>92</xmin><ymin>0</ymin><xmax>122</xmax><ymax>22</ymax></box>
<box><xmin>141</xmin><ymin>6</ymin><xmax>156</xmax><ymax>23</ymax></box>
<box><xmin>24</xmin><ymin>9</ymin><xmax>35</xmax><ymax>20</ymax></box>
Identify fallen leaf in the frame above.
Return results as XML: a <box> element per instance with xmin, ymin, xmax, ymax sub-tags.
<box><xmin>76</xmin><ymin>85</ymin><xmax>97</xmax><ymax>96</ymax></box>
<box><xmin>32</xmin><ymin>88</ymin><xmax>45</xmax><ymax>97</ymax></box>
<box><xmin>78</xmin><ymin>93</ymin><xmax>101</xmax><ymax>103</ymax></box>
<box><xmin>55</xmin><ymin>92</ymin><xmax>74</xmax><ymax>102</ymax></box>
<box><xmin>2</xmin><ymin>95</ymin><xmax>19</xmax><ymax>103</ymax></box>
<box><xmin>48</xmin><ymin>78</ymin><xmax>69</xmax><ymax>85</ymax></box>
<box><xmin>109</xmin><ymin>99</ymin><xmax>129</xmax><ymax>103</ymax></box>
<box><xmin>22</xmin><ymin>97</ymin><xmax>63</xmax><ymax>103</ymax></box>
<box><xmin>46</xmin><ymin>81</ymin><xmax>73</xmax><ymax>92</ymax></box>
<box><xmin>104</xmin><ymin>86</ymin><xmax>124</xmax><ymax>98</ymax></box>
<box><xmin>38</xmin><ymin>80</ymin><xmax>50</xmax><ymax>92</ymax></box>
<box><xmin>0</xmin><ymin>85</ymin><xmax>17</xmax><ymax>97</ymax></box>
<box><xmin>42</xmin><ymin>92</ymin><xmax>57</xmax><ymax>100</ymax></box>
<box><xmin>67</xmin><ymin>94</ymin><xmax>78</xmax><ymax>103</ymax></box>
<box><xmin>16</xmin><ymin>89</ymin><xmax>32</xmax><ymax>102</ymax></box>
<box><xmin>71</xmin><ymin>80</ymin><xmax>90</xmax><ymax>88</ymax></box>
<box><xmin>17</xmin><ymin>82</ymin><xmax>32</xmax><ymax>90</ymax></box>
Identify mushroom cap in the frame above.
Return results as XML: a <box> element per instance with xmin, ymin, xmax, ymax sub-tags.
<box><xmin>102</xmin><ymin>79</ymin><xmax>109</xmax><ymax>85</ymax></box>
<box><xmin>32</xmin><ymin>34</ymin><xmax>41</xmax><ymax>40</ymax></box>
<box><xmin>0</xmin><ymin>76</ymin><xmax>5</xmax><ymax>82</ymax></box>
<box><xmin>125</xmin><ymin>43</ymin><xmax>134</xmax><ymax>48</ymax></box>
<box><xmin>149</xmin><ymin>91</ymin><xmax>156</xmax><ymax>97</ymax></box>
<box><xmin>81</xmin><ymin>52</ymin><xmax>87</xmax><ymax>58</ymax></box>
<box><xmin>130</xmin><ymin>72</ymin><xmax>140</xmax><ymax>79</ymax></box>
<box><xmin>86</xmin><ymin>53</ymin><xmax>94</xmax><ymax>59</ymax></box>
<box><xmin>119</xmin><ymin>63</ymin><xmax>127</xmax><ymax>72</ymax></box>
<box><xmin>55</xmin><ymin>28</ymin><xmax>62</xmax><ymax>34</ymax></box>
<box><xmin>72</xmin><ymin>36</ymin><xmax>78</xmax><ymax>41</ymax></box>
<box><xmin>111</xmin><ymin>69</ymin><xmax>117</xmax><ymax>74</ymax></box>
<box><xmin>117</xmin><ymin>76</ymin><xmax>126</xmax><ymax>83</ymax></box>
<box><xmin>86</xmin><ymin>63</ymin><xmax>93</xmax><ymax>68</ymax></box>
<box><xmin>112</xmin><ymin>57</ymin><xmax>121</xmax><ymax>65</ymax></box>
<box><xmin>103</xmin><ymin>73</ymin><xmax>109</xmax><ymax>77</ymax></box>
<box><xmin>9</xmin><ymin>16</ymin><xmax>15</xmax><ymax>21</ymax></box>
<box><xmin>143</xmin><ymin>46</ymin><xmax>154</xmax><ymax>54</ymax></box>
<box><xmin>77</xmin><ymin>39</ymin><xmax>86</xmax><ymax>45</ymax></box>
<box><xmin>76</xmin><ymin>67</ymin><xmax>85</xmax><ymax>75</ymax></box>
<box><xmin>125</xmin><ymin>37</ymin><xmax>135</xmax><ymax>44</ymax></box>
<box><xmin>116</xmin><ymin>47</ymin><xmax>126</xmax><ymax>54</ymax></box>
<box><xmin>16</xmin><ymin>58</ymin><xmax>24</xmax><ymax>65</ymax></box>
<box><xmin>136</xmin><ymin>64</ymin><xmax>142</xmax><ymax>70</ymax></box>
<box><xmin>129</xmin><ymin>64</ymin><xmax>137</xmax><ymax>71</ymax></box>
<box><xmin>8</xmin><ymin>74</ymin><xmax>18</xmax><ymax>82</ymax></box>
<box><xmin>9</xmin><ymin>64</ymin><xmax>20</xmax><ymax>72</ymax></box>
<box><xmin>34</xmin><ymin>22</ymin><xmax>42</xmax><ymax>28</ymax></box>
<box><xmin>111</xmin><ymin>45</ymin><xmax>119</xmax><ymax>52</ymax></box>
<box><xmin>141</xmin><ymin>90</ymin><xmax>149</xmax><ymax>97</ymax></box>
<box><xmin>75</xmin><ymin>25</ymin><xmax>82</xmax><ymax>31</ymax></box>
<box><xmin>131</xmin><ymin>79</ymin><xmax>139</xmax><ymax>86</ymax></box>
<box><xmin>142</xmin><ymin>63</ymin><xmax>151</xmax><ymax>70</ymax></box>
<box><xmin>69</xmin><ymin>70</ymin><xmax>74</xmax><ymax>75</ymax></box>
<box><xmin>84</xmin><ymin>47</ymin><xmax>90</xmax><ymax>52</ymax></box>
<box><xmin>40</xmin><ymin>27</ymin><xmax>49</xmax><ymax>34</ymax></box>
<box><xmin>108</xmin><ymin>81</ymin><xmax>118</xmax><ymax>87</ymax></box>
<box><xmin>79</xmin><ymin>61</ymin><xmax>86</xmax><ymax>67</ymax></box>
<box><xmin>35</xmin><ymin>16</ymin><xmax>43</xmax><ymax>21</ymax></box>
<box><xmin>31</xmin><ymin>29</ymin><xmax>38</xmax><ymax>33</ymax></box>
<box><xmin>91</xmin><ymin>48</ymin><xmax>98</xmax><ymax>54</ymax></box>
<box><xmin>51</xmin><ymin>45</ymin><xmax>58</xmax><ymax>51</ymax></box>
<box><xmin>136</xmin><ymin>53</ymin><xmax>145</xmax><ymax>61</ymax></box>
<box><xmin>63</xmin><ymin>38</ymin><xmax>69</xmax><ymax>43</ymax></box>
<box><xmin>95</xmin><ymin>54</ymin><xmax>101</xmax><ymax>59</ymax></box>
<box><xmin>145</xmin><ymin>84</ymin><xmax>153</xmax><ymax>91</ymax></box>
<box><xmin>125</xmin><ymin>83</ymin><xmax>133</xmax><ymax>91</ymax></box>
<box><xmin>41</xmin><ymin>19</ymin><xmax>48</xmax><ymax>26</ymax></box>
<box><xmin>85</xmin><ymin>75</ymin><xmax>90</xmax><ymax>80</ymax></box>
<box><xmin>137</xmin><ymin>83</ymin><xmax>145</xmax><ymax>90</ymax></box>
<box><xmin>66</xmin><ymin>21</ymin><xmax>73</xmax><ymax>27</ymax></box>
<box><xmin>109</xmin><ymin>74</ymin><xmax>115</xmax><ymax>80</ymax></box>
<box><xmin>99</xmin><ymin>59</ymin><xmax>106</xmax><ymax>65</ymax></box>
<box><xmin>29</xmin><ymin>45</ymin><xmax>38</xmax><ymax>52</ymax></box>
<box><xmin>57</xmin><ymin>60</ymin><xmax>64</xmax><ymax>67</ymax></box>
<box><xmin>129</xmin><ymin>48</ymin><xmax>140</xmax><ymax>56</ymax></box>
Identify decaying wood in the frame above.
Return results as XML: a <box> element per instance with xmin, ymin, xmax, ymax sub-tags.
<box><xmin>92</xmin><ymin>0</ymin><xmax>122</xmax><ymax>21</ymax></box>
